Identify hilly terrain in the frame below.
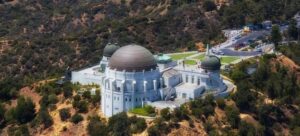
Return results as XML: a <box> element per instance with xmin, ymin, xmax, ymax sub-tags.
<box><xmin>0</xmin><ymin>0</ymin><xmax>224</xmax><ymax>88</ymax></box>
<box><xmin>1</xmin><ymin>0</ymin><xmax>300</xmax><ymax>136</ymax></box>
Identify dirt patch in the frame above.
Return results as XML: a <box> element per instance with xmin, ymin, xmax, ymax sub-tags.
<box><xmin>240</xmin><ymin>113</ymin><xmax>259</xmax><ymax>127</ymax></box>
<box><xmin>19</xmin><ymin>87</ymin><xmax>42</xmax><ymax>111</ymax></box>
<box><xmin>276</xmin><ymin>55</ymin><xmax>300</xmax><ymax>82</ymax></box>
<box><xmin>169</xmin><ymin>120</ymin><xmax>206</xmax><ymax>136</ymax></box>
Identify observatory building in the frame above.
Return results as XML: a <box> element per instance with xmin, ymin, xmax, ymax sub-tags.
<box><xmin>71</xmin><ymin>43</ymin><xmax>231</xmax><ymax>117</ymax></box>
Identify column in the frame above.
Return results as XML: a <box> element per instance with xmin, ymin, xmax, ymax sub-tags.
<box><xmin>160</xmin><ymin>78</ymin><xmax>163</xmax><ymax>89</ymax></box>
<box><xmin>132</xmin><ymin>81</ymin><xmax>136</xmax><ymax>109</ymax></box>
<box><xmin>110</xmin><ymin>79</ymin><xmax>114</xmax><ymax>115</ymax></box>
<box><xmin>121</xmin><ymin>80</ymin><xmax>125</xmax><ymax>111</ymax></box>
<box><xmin>142</xmin><ymin>81</ymin><xmax>147</xmax><ymax>107</ymax></box>
<box><xmin>153</xmin><ymin>80</ymin><xmax>157</xmax><ymax>91</ymax></box>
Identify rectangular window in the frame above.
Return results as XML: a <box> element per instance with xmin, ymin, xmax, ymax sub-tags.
<box><xmin>197</xmin><ymin>78</ymin><xmax>201</xmax><ymax>85</ymax></box>
<box><xmin>191</xmin><ymin>76</ymin><xmax>194</xmax><ymax>83</ymax></box>
<box><xmin>182</xmin><ymin>93</ymin><xmax>187</xmax><ymax>99</ymax></box>
<box><xmin>185</xmin><ymin>75</ymin><xmax>188</xmax><ymax>82</ymax></box>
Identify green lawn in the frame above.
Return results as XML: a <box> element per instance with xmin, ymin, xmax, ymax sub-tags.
<box><xmin>169</xmin><ymin>52</ymin><xmax>197</xmax><ymax>60</ymax></box>
<box><xmin>193</xmin><ymin>54</ymin><xmax>240</xmax><ymax>64</ymax></box>
<box><xmin>220</xmin><ymin>56</ymin><xmax>240</xmax><ymax>64</ymax></box>
<box><xmin>129</xmin><ymin>106</ymin><xmax>156</xmax><ymax>117</ymax></box>
<box><xmin>193</xmin><ymin>54</ymin><xmax>205</xmax><ymax>61</ymax></box>
<box><xmin>184</xmin><ymin>60</ymin><xmax>197</xmax><ymax>65</ymax></box>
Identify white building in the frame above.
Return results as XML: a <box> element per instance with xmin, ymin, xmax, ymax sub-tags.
<box><xmin>71</xmin><ymin>43</ymin><xmax>229</xmax><ymax>117</ymax></box>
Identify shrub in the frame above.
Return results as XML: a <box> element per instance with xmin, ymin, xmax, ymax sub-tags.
<box><xmin>63</xmin><ymin>88</ymin><xmax>73</xmax><ymax>98</ymax></box>
<box><xmin>71</xmin><ymin>113</ymin><xmax>83</xmax><ymax>124</ymax></box>
<box><xmin>108</xmin><ymin>112</ymin><xmax>131</xmax><ymax>136</ymax></box>
<box><xmin>160</xmin><ymin>108</ymin><xmax>171</xmax><ymax>121</ymax></box>
<box><xmin>225</xmin><ymin>105</ymin><xmax>240</xmax><ymax>128</ymax></box>
<box><xmin>77</xmin><ymin>100</ymin><xmax>88</xmax><ymax>113</ymax></box>
<box><xmin>147</xmin><ymin>125</ymin><xmax>160</xmax><ymax>136</ymax></box>
<box><xmin>35</xmin><ymin>108</ymin><xmax>53</xmax><ymax>128</ymax></box>
<box><xmin>145</xmin><ymin>105</ymin><xmax>155</xmax><ymax>114</ymax></box>
<box><xmin>203</xmin><ymin>0</ymin><xmax>217</xmax><ymax>11</ymax></box>
<box><xmin>73</xmin><ymin>95</ymin><xmax>81</xmax><ymax>101</ymax></box>
<box><xmin>0</xmin><ymin>104</ymin><xmax>5</xmax><ymax>125</ymax></box>
<box><xmin>14</xmin><ymin>97</ymin><xmax>36</xmax><ymax>124</ymax></box>
<box><xmin>216</xmin><ymin>98</ymin><xmax>225</xmax><ymax>109</ymax></box>
<box><xmin>8</xmin><ymin>125</ymin><xmax>30</xmax><ymax>136</ymax></box>
<box><xmin>82</xmin><ymin>91</ymin><xmax>91</xmax><ymax>99</ymax></box>
<box><xmin>87</xmin><ymin>116</ymin><xmax>108</xmax><ymax>136</ymax></box>
<box><xmin>238</xmin><ymin>121</ymin><xmax>256</xmax><ymax>136</ymax></box>
<box><xmin>48</xmin><ymin>94</ymin><xmax>58</xmax><ymax>104</ymax></box>
<box><xmin>59</xmin><ymin>108</ymin><xmax>71</xmax><ymax>121</ymax></box>
<box><xmin>129</xmin><ymin>116</ymin><xmax>147</xmax><ymax>134</ymax></box>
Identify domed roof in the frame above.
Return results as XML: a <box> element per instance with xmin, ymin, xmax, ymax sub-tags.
<box><xmin>155</xmin><ymin>53</ymin><xmax>172</xmax><ymax>64</ymax></box>
<box><xmin>201</xmin><ymin>55</ymin><xmax>221</xmax><ymax>70</ymax></box>
<box><xmin>103</xmin><ymin>43</ymin><xmax>120</xmax><ymax>57</ymax></box>
<box><xmin>109</xmin><ymin>44</ymin><xmax>157</xmax><ymax>72</ymax></box>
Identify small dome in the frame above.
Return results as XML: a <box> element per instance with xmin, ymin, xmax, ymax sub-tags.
<box><xmin>155</xmin><ymin>54</ymin><xmax>172</xmax><ymax>64</ymax></box>
<box><xmin>103</xmin><ymin>43</ymin><xmax>120</xmax><ymax>57</ymax></box>
<box><xmin>201</xmin><ymin>55</ymin><xmax>221</xmax><ymax>70</ymax></box>
<box><xmin>109</xmin><ymin>44</ymin><xmax>157</xmax><ymax>72</ymax></box>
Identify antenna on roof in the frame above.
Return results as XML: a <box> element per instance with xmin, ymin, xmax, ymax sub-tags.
<box><xmin>206</xmin><ymin>44</ymin><xmax>210</xmax><ymax>56</ymax></box>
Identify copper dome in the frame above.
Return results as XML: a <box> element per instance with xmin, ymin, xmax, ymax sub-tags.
<box><xmin>201</xmin><ymin>55</ymin><xmax>221</xmax><ymax>70</ymax></box>
<box><xmin>103</xmin><ymin>43</ymin><xmax>120</xmax><ymax>57</ymax></box>
<box><xmin>109</xmin><ymin>44</ymin><xmax>157</xmax><ymax>72</ymax></box>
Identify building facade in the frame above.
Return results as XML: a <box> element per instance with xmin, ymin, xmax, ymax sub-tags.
<box><xmin>72</xmin><ymin>43</ymin><xmax>228</xmax><ymax>117</ymax></box>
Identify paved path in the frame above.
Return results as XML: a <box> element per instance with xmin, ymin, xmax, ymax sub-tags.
<box><xmin>211</xmin><ymin>25</ymin><xmax>287</xmax><ymax>57</ymax></box>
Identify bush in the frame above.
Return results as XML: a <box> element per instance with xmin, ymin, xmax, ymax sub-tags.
<box><xmin>59</xmin><ymin>108</ymin><xmax>71</xmax><ymax>121</ymax></box>
<box><xmin>87</xmin><ymin>116</ymin><xmax>108</xmax><ymax>136</ymax></box>
<box><xmin>82</xmin><ymin>91</ymin><xmax>91</xmax><ymax>99</ymax></box>
<box><xmin>35</xmin><ymin>108</ymin><xmax>53</xmax><ymax>128</ymax></box>
<box><xmin>71</xmin><ymin>113</ymin><xmax>83</xmax><ymax>124</ymax></box>
<box><xmin>238</xmin><ymin>121</ymin><xmax>256</xmax><ymax>136</ymax></box>
<box><xmin>48</xmin><ymin>94</ymin><xmax>58</xmax><ymax>104</ymax></box>
<box><xmin>225</xmin><ymin>105</ymin><xmax>240</xmax><ymax>128</ymax></box>
<box><xmin>91</xmin><ymin>90</ymin><xmax>100</xmax><ymax>105</ymax></box>
<box><xmin>108</xmin><ymin>112</ymin><xmax>131</xmax><ymax>136</ymax></box>
<box><xmin>77</xmin><ymin>100</ymin><xmax>88</xmax><ymax>113</ymax></box>
<box><xmin>14</xmin><ymin>97</ymin><xmax>36</xmax><ymax>124</ymax></box>
<box><xmin>216</xmin><ymin>98</ymin><xmax>225</xmax><ymax>109</ymax></box>
<box><xmin>203</xmin><ymin>104</ymin><xmax>215</xmax><ymax>117</ymax></box>
<box><xmin>129</xmin><ymin>116</ymin><xmax>147</xmax><ymax>134</ymax></box>
<box><xmin>147</xmin><ymin>125</ymin><xmax>160</xmax><ymax>136</ymax></box>
<box><xmin>145</xmin><ymin>106</ymin><xmax>155</xmax><ymax>114</ymax></box>
<box><xmin>73</xmin><ymin>95</ymin><xmax>81</xmax><ymax>101</ymax></box>
<box><xmin>203</xmin><ymin>0</ymin><xmax>217</xmax><ymax>11</ymax></box>
<box><xmin>0</xmin><ymin>104</ymin><xmax>5</xmax><ymax>125</ymax></box>
<box><xmin>160</xmin><ymin>108</ymin><xmax>171</xmax><ymax>121</ymax></box>
<box><xmin>63</xmin><ymin>88</ymin><xmax>73</xmax><ymax>98</ymax></box>
<box><xmin>147</xmin><ymin>117</ymin><xmax>171</xmax><ymax>136</ymax></box>
<box><xmin>8</xmin><ymin>125</ymin><xmax>30</xmax><ymax>136</ymax></box>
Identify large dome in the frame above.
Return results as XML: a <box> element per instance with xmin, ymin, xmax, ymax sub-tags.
<box><xmin>201</xmin><ymin>55</ymin><xmax>221</xmax><ymax>70</ymax></box>
<box><xmin>109</xmin><ymin>44</ymin><xmax>157</xmax><ymax>72</ymax></box>
<box><xmin>103</xmin><ymin>43</ymin><xmax>120</xmax><ymax>57</ymax></box>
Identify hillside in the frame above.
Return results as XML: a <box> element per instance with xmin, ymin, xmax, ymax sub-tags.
<box><xmin>1</xmin><ymin>0</ymin><xmax>300</xmax><ymax>136</ymax></box>
<box><xmin>0</xmin><ymin>0</ymin><xmax>224</xmax><ymax>89</ymax></box>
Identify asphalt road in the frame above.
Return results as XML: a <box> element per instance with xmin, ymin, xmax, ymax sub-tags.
<box><xmin>219</xmin><ymin>48</ymin><xmax>261</xmax><ymax>56</ymax></box>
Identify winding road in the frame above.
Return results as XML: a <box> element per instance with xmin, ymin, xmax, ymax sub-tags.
<box><xmin>212</xmin><ymin>25</ymin><xmax>288</xmax><ymax>57</ymax></box>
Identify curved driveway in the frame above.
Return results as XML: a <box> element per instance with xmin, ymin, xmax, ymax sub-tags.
<box><xmin>214</xmin><ymin>30</ymin><xmax>269</xmax><ymax>56</ymax></box>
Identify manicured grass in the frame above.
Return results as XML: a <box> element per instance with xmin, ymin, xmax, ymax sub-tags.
<box><xmin>184</xmin><ymin>59</ymin><xmax>197</xmax><ymax>65</ymax></box>
<box><xmin>220</xmin><ymin>56</ymin><xmax>240</xmax><ymax>64</ymax></box>
<box><xmin>129</xmin><ymin>106</ymin><xmax>156</xmax><ymax>117</ymax></box>
<box><xmin>193</xmin><ymin>54</ymin><xmax>205</xmax><ymax>61</ymax></box>
<box><xmin>169</xmin><ymin>52</ymin><xmax>197</xmax><ymax>60</ymax></box>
